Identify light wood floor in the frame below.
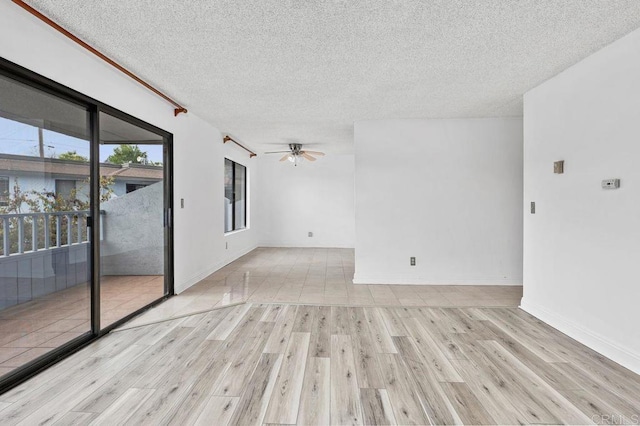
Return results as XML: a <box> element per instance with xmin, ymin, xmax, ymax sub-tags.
<box><xmin>1</xmin><ymin>302</ymin><xmax>638</xmax><ymax>425</ymax></box>
<box><xmin>127</xmin><ymin>248</ymin><xmax>522</xmax><ymax>327</ymax></box>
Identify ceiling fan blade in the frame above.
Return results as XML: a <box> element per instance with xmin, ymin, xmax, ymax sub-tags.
<box><xmin>301</xmin><ymin>152</ymin><xmax>316</xmax><ymax>161</ymax></box>
<box><xmin>279</xmin><ymin>154</ymin><xmax>290</xmax><ymax>162</ymax></box>
<box><xmin>303</xmin><ymin>150</ymin><xmax>325</xmax><ymax>156</ymax></box>
<box><xmin>265</xmin><ymin>150</ymin><xmax>291</xmax><ymax>154</ymax></box>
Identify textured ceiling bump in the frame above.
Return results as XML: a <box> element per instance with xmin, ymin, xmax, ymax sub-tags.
<box><xmin>24</xmin><ymin>0</ymin><xmax>640</xmax><ymax>153</ymax></box>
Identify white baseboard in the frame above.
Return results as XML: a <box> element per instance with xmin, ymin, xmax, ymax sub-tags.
<box><xmin>352</xmin><ymin>275</ymin><xmax>522</xmax><ymax>286</ymax></box>
<box><xmin>520</xmin><ymin>298</ymin><xmax>640</xmax><ymax>375</ymax></box>
<box><xmin>175</xmin><ymin>244</ymin><xmax>258</xmax><ymax>294</ymax></box>
<box><xmin>259</xmin><ymin>242</ymin><xmax>355</xmax><ymax>249</ymax></box>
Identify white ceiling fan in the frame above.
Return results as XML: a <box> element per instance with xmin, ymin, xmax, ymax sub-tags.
<box><xmin>264</xmin><ymin>143</ymin><xmax>325</xmax><ymax>166</ymax></box>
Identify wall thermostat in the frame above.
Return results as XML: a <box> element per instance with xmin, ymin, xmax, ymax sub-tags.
<box><xmin>601</xmin><ymin>179</ymin><xmax>620</xmax><ymax>189</ymax></box>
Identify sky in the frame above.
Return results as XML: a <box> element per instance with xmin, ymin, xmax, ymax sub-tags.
<box><xmin>0</xmin><ymin>116</ymin><xmax>164</xmax><ymax>163</ymax></box>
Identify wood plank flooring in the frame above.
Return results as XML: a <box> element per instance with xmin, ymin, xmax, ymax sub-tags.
<box><xmin>1</xmin><ymin>302</ymin><xmax>638</xmax><ymax>425</ymax></box>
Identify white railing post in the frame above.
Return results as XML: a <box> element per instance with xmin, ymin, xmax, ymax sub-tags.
<box><xmin>66</xmin><ymin>214</ymin><xmax>72</xmax><ymax>246</ymax></box>
<box><xmin>44</xmin><ymin>213</ymin><xmax>50</xmax><ymax>249</ymax></box>
<box><xmin>18</xmin><ymin>216</ymin><xmax>24</xmax><ymax>254</ymax></box>
<box><xmin>56</xmin><ymin>215</ymin><xmax>61</xmax><ymax>248</ymax></box>
<box><xmin>2</xmin><ymin>217</ymin><xmax>8</xmax><ymax>256</ymax></box>
<box><xmin>76</xmin><ymin>214</ymin><xmax>82</xmax><ymax>244</ymax></box>
<box><xmin>31</xmin><ymin>215</ymin><xmax>38</xmax><ymax>252</ymax></box>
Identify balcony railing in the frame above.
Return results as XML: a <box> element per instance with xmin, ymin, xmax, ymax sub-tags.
<box><xmin>0</xmin><ymin>210</ymin><xmax>90</xmax><ymax>257</ymax></box>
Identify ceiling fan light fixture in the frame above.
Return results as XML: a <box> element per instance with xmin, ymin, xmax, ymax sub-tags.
<box><xmin>266</xmin><ymin>143</ymin><xmax>324</xmax><ymax>165</ymax></box>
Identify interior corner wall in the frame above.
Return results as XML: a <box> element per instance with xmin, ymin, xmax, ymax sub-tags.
<box><xmin>0</xmin><ymin>2</ymin><xmax>259</xmax><ymax>294</ymax></box>
<box><xmin>354</xmin><ymin>118</ymin><xmax>523</xmax><ymax>285</ymax></box>
<box><xmin>257</xmin><ymin>154</ymin><xmax>355</xmax><ymax>248</ymax></box>
<box><xmin>522</xmin><ymin>28</ymin><xmax>640</xmax><ymax>374</ymax></box>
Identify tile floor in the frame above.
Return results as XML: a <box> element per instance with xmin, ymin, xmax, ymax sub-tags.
<box><xmin>0</xmin><ymin>275</ymin><xmax>164</xmax><ymax>376</ymax></box>
<box><xmin>127</xmin><ymin>248</ymin><xmax>522</xmax><ymax>328</ymax></box>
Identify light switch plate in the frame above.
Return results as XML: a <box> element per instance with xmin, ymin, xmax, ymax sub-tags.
<box><xmin>554</xmin><ymin>160</ymin><xmax>564</xmax><ymax>174</ymax></box>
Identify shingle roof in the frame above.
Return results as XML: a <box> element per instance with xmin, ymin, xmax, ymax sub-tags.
<box><xmin>0</xmin><ymin>153</ymin><xmax>162</xmax><ymax>181</ymax></box>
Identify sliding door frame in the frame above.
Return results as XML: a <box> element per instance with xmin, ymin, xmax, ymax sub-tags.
<box><xmin>96</xmin><ymin>111</ymin><xmax>175</xmax><ymax>333</ymax></box>
<box><xmin>0</xmin><ymin>57</ymin><xmax>174</xmax><ymax>393</ymax></box>
<box><xmin>90</xmin><ymin>105</ymin><xmax>102</xmax><ymax>334</ymax></box>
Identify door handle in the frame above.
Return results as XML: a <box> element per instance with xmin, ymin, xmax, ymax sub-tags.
<box><xmin>164</xmin><ymin>208</ymin><xmax>172</xmax><ymax>228</ymax></box>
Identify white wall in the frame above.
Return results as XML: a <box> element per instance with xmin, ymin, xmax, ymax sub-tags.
<box><xmin>0</xmin><ymin>2</ymin><xmax>259</xmax><ymax>293</ymax></box>
<box><xmin>522</xmin><ymin>28</ymin><xmax>640</xmax><ymax>373</ymax></box>
<box><xmin>354</xmin><ymin>118</ymin><xmax>523</xmax><ymax>285</ymax></box>
<box><xmin>101</xmin><ymin>182</ymin><xmax>164</xmax><ymax>276</ymax></box>
<box><xmin>257</xmin><ymin>154</ymin><xmax>355</xmax><ymax>248</ymax></box>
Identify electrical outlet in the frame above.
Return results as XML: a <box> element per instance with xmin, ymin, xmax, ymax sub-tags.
<box><xmin>308</xmin><ymin>232</ymin><xmax>313</xmax><ymax>237</ymax></box>
<box><xmin>601</xmin><ymin>179</ymin><xmax>620</xmax><ymax>189</ymax></box>
<box><xmin>531</xmin><ymin>202</ymin><xmax>536</xmax><ymax>214</ymax></box>
<box><xmin>410</xmin><ymin>257</ymin><xmax>416</xmax><ymax>266</ymax></box>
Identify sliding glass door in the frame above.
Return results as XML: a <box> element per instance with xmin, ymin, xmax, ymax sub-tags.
<box><xmin>98</xmin><ymin>112</ymin><xmax>169</xmax><ymax>328</ymax></box>
<box><xmin>0</xmin><ymin>58</ymin><xmax>173</xmax><ymax>390</ymax></box>
<box><xmin>0</xmin><ymin>72</ymin><xmax>92</xmax><ymax>374</ymax></box>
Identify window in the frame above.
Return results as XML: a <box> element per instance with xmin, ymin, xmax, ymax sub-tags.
<box><xmin>126</xmin><ymin>183</ymin><xmax>148</xmax><ymax>193</ymax></box>
<box><xmin>224</xmin><ymin>159</ymin><xmax>246</xmax><ymax>232</ymax></box>
<box><xmin>55</xmin><ymin>179</ymin><xmax>76</xmax><ymax>201</ymax></box>
<box><xmin>0</xmin><ymin>177</ymin><xmax>8</xmax><ymax>206</ymax></box>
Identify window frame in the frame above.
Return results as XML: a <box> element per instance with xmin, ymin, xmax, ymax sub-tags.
<box><xmin>224</xmin><ymin>158</ymin><xmax>247</xmax><ymax>233</ymax></box>
<box><xmin>125</xmin><ymin>183</ymin><xmax>149</xmax><ymax>193</ymax></box>
<box><xmin>55</xmin><ymin>179</ymin><xmax>77</xmax><ymax>200</ymax></box>
<box><xmin>0</xmin><ymin>176</ymin><xmax>9</xmax><ymax>206</ymax></box>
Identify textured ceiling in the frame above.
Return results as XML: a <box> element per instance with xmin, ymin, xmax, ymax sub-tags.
<box><xmin>24</xmin><ymin>1</ymin><xmax>640</xmax><ymax>153</ymax></box>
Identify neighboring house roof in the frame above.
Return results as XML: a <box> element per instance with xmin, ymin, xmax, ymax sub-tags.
<box><xmin>0</xmin><ymin>153</ymin><xmax>162</xmax><ymax>182</ymax></box>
